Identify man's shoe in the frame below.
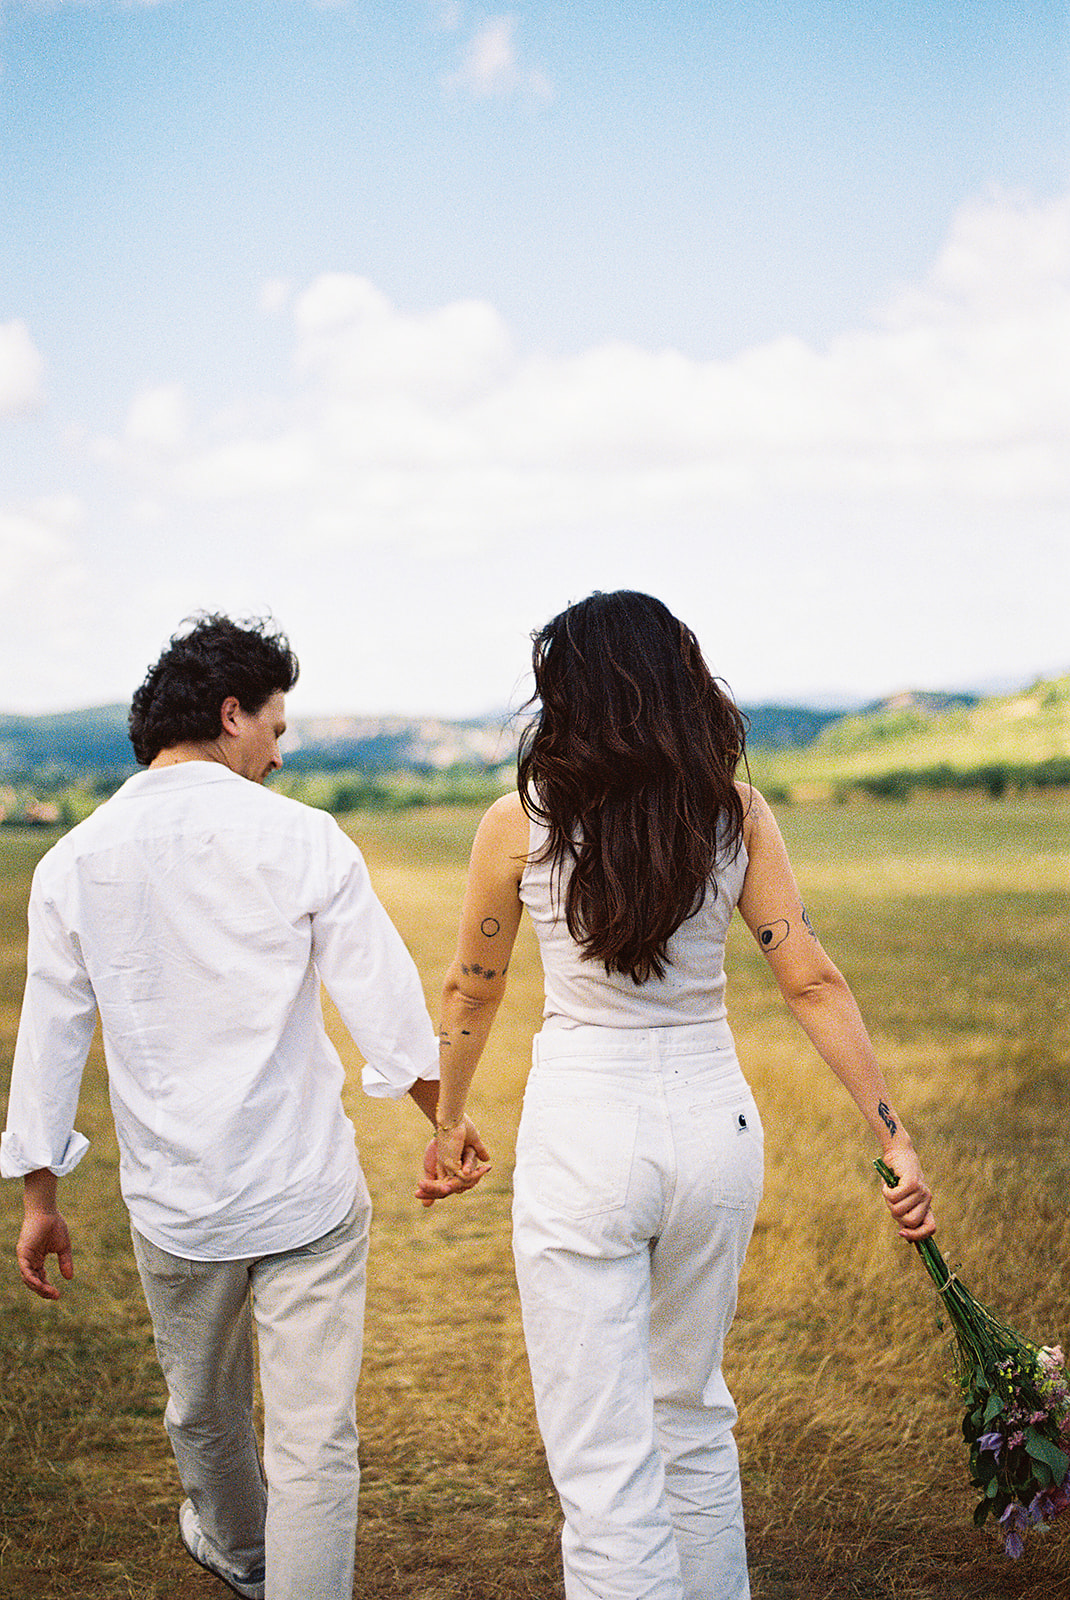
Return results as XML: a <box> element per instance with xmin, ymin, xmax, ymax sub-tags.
<box><xmin>178</xmin><ymin>1500</ymin><xmax>266</xmax><ymax>1600</ymax></box>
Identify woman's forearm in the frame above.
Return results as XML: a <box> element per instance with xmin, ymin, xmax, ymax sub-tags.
<box><xmin>435</xmin><ymin>979</ymin><xmax>503</xmax><ymax>1127</ymax></box>
<box><xmin>784</xmin><ymin>972</ymin><xmax>915</xmax><ymax>1154</ymax></box>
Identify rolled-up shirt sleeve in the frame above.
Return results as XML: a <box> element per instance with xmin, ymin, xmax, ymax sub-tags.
<box><xmin>311</xmin><ymin>826</ymin><xmax>439</xmax><ymax>1100</ymax></box>
<box><xmin>1</xmin><ymin>876</ymin><xmax>95</xmax><ymax>1179</ymax></box>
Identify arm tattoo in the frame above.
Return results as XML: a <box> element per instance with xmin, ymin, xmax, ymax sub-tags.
<box><xmin>878</xmin><ymin>1100</ymin><xmax>897</xmax><ymax>1136</ymax></box>
<box><xmin>758</xmin><ymin>919</ymin><xmax>789</xmax><ymax>951</ymax></box>
<box><xmin>461</xmin><ymin>961</ymin><xmax>506</xmax><ymax>979</ymax></box>
<box><xmin>480</xmin><ymin>917</ymin><xmax>501</xmax><ymax>937</ymax></box>
<box><xmin>801</xmin><ymin>906</ymin><xmax>817</xmax><ymax>939</ymax></box>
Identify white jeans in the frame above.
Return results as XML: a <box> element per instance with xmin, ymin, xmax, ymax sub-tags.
<box><xmin>512</xmin><ymin>1023</ymin><xmax>762</xmax><ymax>1600</ymax></box>
<box><xmin>131</xmin><ymin>1181</ymin><xmax>371</xmax><ymax>1600</ymax></box>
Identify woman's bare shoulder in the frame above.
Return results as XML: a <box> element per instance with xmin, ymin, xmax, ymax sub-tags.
<box><xmin>734</xmin><ymin>780</ymin><xmax>773</xmax><ymax>848</ymax></box>
<box><xmin>476</xmin><ymin>791</ymin><xmax>530</xmax><ymax>859</ymax></box>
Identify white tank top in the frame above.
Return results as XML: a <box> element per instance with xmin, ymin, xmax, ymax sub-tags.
<box><xmin>520</xmin><ymin>815</ymin><xmax>749</xmax><ymax>1030</ymax></box>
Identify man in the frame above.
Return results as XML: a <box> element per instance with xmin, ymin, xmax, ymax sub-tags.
<box><xmin>1</xmin><ymin>614</ymin><xmax>486</xmax><ymax>1600</ymax></box>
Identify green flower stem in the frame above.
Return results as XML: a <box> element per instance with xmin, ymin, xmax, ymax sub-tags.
<box><xmin>874</xmin><ymin>1159</ymin><xmax>1032</xmax><ymax>1388</ymax></box>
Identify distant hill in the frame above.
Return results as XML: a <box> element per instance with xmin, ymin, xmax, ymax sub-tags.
<box><xmin>0</xmin><ymin>706</ymin><xmax>133</xmax><ymax>779</ymax></box>
<box><xmin>280</xmin><ymin>713</ymin><xmax>518</xmax><ymax>773</ymax></box>
<box><xmin>748</xmin><ymin>676</ymin><xmax>1070</xmax><ymax>795</ymax></box>
<box><xmin>742</xmin><ymin>703</ymin><xmax>847</xmax><ymax>749</ymax></box>
<box><xmin>0</xmin><ymin>699</ymin><xmax>837</xmax><ymax>781</ymax></box>
<box><xmin>0</xmin><ymin>706</ymin><xmax>525</xmax><ymax>782</ymax></box>
<box><xmin>3</xmin><ymin>677</ymin><xmax>1068</xmax><ymax>798</ymax></box>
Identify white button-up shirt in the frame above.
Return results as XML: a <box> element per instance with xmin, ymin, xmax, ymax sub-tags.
<box><xmin>1</xmin><ymin>763</ymin><xmax>438</xmax><ymax>1259</ymax></box>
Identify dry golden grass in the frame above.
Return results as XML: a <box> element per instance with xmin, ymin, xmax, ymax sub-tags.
<box><xmin>2</xmin><ymin>794</ymin><xmax>1069</xmax><ymax>1599</ymax></box>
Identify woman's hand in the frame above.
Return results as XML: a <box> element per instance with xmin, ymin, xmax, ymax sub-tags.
<box><xmin>879</xmin><ymin>1144</ymin><xmax>936</xmax><ymax>1242</ymax></box>
<box><xmin>435</xmin><ymin>1113</ymin><xmax>490</xmax><ymax>1181</ymax></box>
<box><xmin>414</xmin><ymin>1117</ymin><xmax>491</xmax><ymax>1208</ymax></box>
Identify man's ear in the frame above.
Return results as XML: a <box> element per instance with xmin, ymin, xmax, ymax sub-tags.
<box><xmin>219</xmin><ymin>696</ymin><xmax>242</xmax><ymax>737</ymax></box>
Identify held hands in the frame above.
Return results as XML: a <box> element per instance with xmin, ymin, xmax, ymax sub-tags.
<box><xmin>415</xmin><ymin>1114</ymin><xmax>491</xmax><ymax>1208</ymax></box>
<box><xmin>17</xmin><ymin>1208</ymin><xmax>74</xmax><ymax>1300</ymax></box>
<box><xmin>878</xmin><ymin>1143</ymin><xmax>936</xmax><ymax>1242</ymax></box>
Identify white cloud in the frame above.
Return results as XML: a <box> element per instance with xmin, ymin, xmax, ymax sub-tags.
<box><xmin>178</xmin><ymin>433</ymin><xmax>317</xmax><ymax>499</ymax></box>
<box><xmin>0</xmin><ymin>496</ymin><xmax>91</xmax><ymax>706</ymax></box>
<box><xmin>84</xmin><ymin>188</ymin><xmax>1068</xmax><ymax>554</ymax></box>
<box><xmin>445</xmin><ymin>15</ymin><xmax>553</xmax><ymax>101</ymax></box>
<box><xmin>124</xmin><ymin>383</ymin><xmax>190</xmax><ymax>454</ymax></box>
<box><xmin>883</xmin><ymin>188</ymin><xmax>1070</xmax><ymax>324</ymax></box>
<box><xmin>0</xmin><ymin>319</ymin><xmax>45</xmax><ymax>415</ymax></box>
<box><xmin>0</xmin><ymin>499</ymin><xmax>74</xmax><ymax>601</ymax></box>
<box><xmin>5</xmin><ymin>185</ymin><xmax>1068</xmax><ymax>714</ymax></box>
<box><xmin>294</xmin><ymin>273</ymin><xmax>514</xmax><ymax>406</ymax></box>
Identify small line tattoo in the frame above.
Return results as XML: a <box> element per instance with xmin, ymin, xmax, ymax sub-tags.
<box><xmin>801</xmin><ymin>906</ymin><xmax>817</xmax><ymax>939</ymax></box>
<box><xmin>878</xmin><ymin>1100</ymin><xmax>897</xmax><ymax>1136</ymax></box>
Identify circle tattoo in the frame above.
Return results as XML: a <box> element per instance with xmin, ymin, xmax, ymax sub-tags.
<box><xmin>480</xmin><ymin>917</ymin><xmax>501</xmax><ymax>937</ymax></box>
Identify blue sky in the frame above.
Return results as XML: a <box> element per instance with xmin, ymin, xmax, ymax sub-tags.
<box><xmin>1</xmin><ymin>0</ymin><xmax>1067</xmax><ymax>717</ymax></box>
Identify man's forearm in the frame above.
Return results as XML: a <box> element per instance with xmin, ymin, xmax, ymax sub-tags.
<box><xmin>407</xmin><ymin>1075</ymin><xmax>440</xmax><ymax>1127</ymax></box>
<box><xmin>23</xmin><ymin>1168</ymin><xmax>60</xmax><ymax>1215</ymax></box>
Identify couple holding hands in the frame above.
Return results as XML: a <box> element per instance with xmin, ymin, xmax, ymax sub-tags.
<box><xmin>2</xmin><ymin>592</ymin><xmax>934</xmax><ymax>1600</ymax></box>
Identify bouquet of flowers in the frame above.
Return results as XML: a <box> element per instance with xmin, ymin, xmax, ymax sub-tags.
<box><xmin>875</xmin><ymin>1158</ymin><xmax>1070</xmax><ymax>1557</ymax></box>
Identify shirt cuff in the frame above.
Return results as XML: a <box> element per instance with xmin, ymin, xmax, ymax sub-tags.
<box><xmin>0</xmin><ymin>1129</ymin><xmax>91</xmax><ymax>1180</ymax></box>
<box><xmin>360</xmin><ymin>1061</ymin><xmax>440</xmax><ymax>1100</ymax></box>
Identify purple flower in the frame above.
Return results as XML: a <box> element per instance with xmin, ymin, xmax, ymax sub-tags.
<box><xmin>1028</xmin><ymin>1492</ymin><xmax>1051</xmax><ymax>1525</ymax></box>
<box><xmin>1004</xmin><ymin>1530</ymin><xmax>1025</xmax><ymax>1559</ymax></box>
<box><xmin>977</xmin><ymin>1431</ymin><xmax>1003</xmax><ymax>1458</ymax></box>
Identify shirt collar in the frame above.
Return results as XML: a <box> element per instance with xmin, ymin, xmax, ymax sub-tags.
<box><xmin>114</xmin><ymin>762</ymin><xmax>247</xmax><ymax>798</ymax></box>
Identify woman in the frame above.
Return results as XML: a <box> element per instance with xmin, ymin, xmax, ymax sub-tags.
<box><xmin>426</xmin><ymin>590</ymin><xmax>935</xmax><ymax>1600</ymax></box>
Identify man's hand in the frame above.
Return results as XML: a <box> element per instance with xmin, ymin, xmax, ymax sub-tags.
<box><xmin>17</xmin><ymin>1208</ymin><xmax>74</xmax><ymax>1300</ymax></box>
<box><xmin>415</xmin><ymin>1123</ymin><xmax>491</xmax><ymax>1208</ymax></box>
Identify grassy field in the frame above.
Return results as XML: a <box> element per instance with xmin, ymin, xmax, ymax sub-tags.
<box><xmin>1</xmin><ymin>793</ymin><xmax>1068</xmax><ymax>1600</ymax></box>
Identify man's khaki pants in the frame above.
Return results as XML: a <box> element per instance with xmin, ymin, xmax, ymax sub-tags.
<box><xmin>132</xmin><ymin>1183</ymin><xmax>370</xmax><ymax>1600</ymax></box>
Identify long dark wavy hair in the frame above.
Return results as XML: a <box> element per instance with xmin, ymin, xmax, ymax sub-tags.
<box><xmin>517</xmin><ymin>590</ymin><xmax>749</xmax><ymax>984</ymax></box>
<box><xmin>128</xmin><ymin>613</ymin><xmax>299</xmax><ymax>765</ymax></box>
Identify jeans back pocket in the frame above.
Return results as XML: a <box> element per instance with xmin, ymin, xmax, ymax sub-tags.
<box><xmin>524</xmin><ymin>1098</ymin><xmax>640</xmax><ymax>1220</ymax></box>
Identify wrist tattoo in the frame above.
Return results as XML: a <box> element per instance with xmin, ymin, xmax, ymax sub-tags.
<box><xmin>878</xmin><ymin>1100</ymin><xmax>897</xmax><ymax>1136</ymax></box>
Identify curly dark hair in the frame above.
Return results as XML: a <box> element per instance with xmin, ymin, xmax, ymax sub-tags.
<box><xmin>128</xmin><ymin>614</ymin><xmax>300</xmax><ymax>766</ymax></box>
<box><xmin>517</xmin><ymin>590</ymin><xmax>749</xmax><ymax>984</ymax></box>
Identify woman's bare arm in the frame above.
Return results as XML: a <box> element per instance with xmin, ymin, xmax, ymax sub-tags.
<box><xmin>736</xmin><ymin>785</ymin><xmax>935</xmax><ymax>1240</ymax></box>
<box><xmin>425</xmin><ymin>792</ymin><xmax>528</xmax><ymax>1188</ymax></box>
